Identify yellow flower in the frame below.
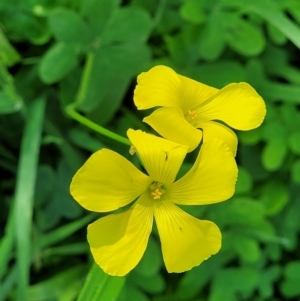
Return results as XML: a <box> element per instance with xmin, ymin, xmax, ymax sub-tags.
<box><xmin>70</xmin><ymin>129</ymin><xmax>238</xmax><ymax>276</ymax></box>
<box><xmin>134</xmin><ymin>65</ymin><xmax>266</xmax><ymax>154</ymax></box>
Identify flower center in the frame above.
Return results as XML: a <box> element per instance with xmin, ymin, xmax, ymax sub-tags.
<box><xmin>149</xmin><ymin>182</ymin><xmax>166</xmax><ymax>200</ymax></box>
<box><xmin>188</xmin><ymin>110</ymin><xmax>197</xmax><ymax>119</ymax></box>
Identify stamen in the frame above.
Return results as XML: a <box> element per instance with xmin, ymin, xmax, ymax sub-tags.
<box><xmin>149</xmin><ymin>182</ymin><xmax>166</xmax><ymax>200</ymax></box>
<box><xmin>188</xmin><ymin>110</ymin><xmax>197</xmax><ymax>119</ymax></box>
<box><xmin>129</xmin><ymin>145</ymin><xmax>136</xmax><ymax>155</ymax></box>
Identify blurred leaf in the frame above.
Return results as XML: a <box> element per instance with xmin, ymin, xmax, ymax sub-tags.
<box><xmin>117</xmin><ymin>285</ymin><xmax>150</xmax><ymax>301</ymax></box>
<box><xmin>262</xmin><ymin>137</ymin><xmax>288</xmax><ymax>171</ymax></box>
<box><xmin>238</xmin><ymin>128</ymin><xmax>261</xmax><ymax>145</ymax></box>
<box><xmin>247</xmin><ymin>0</ymin><xmax>300</xmax><ymax>49</ymax></box>
<box><xmin>291</xmin><ymin>159</ymin><xmax>300</xmax><ymax>183</ymax></box>
<box><xmin>0</xmin><ymin>29</ymin><xmax>20</xmax><ymax>66</ymax></box>
<box><xmin>130</xmin><ymin>272</ymin><xmax>165</xmax><ymax>294</ymax></box>
<box><xmin>198</xmin><ymin>11</ymin><xmax>225</xmax><ymax>61</ymax></box>
<box><xmin>223</xmin><ymin>12</ymin><xmax>265</xmax><ymax>56</ymax></box>
<box><xmin>80</xmin><ymin>43</ymin><xmax>150</xmax><ymax>114</ymax></box>
<box><xmin>267</xmin><ymin>22</ymin><xmax>287</xmax><ymax>45</ymax></box>
<box><xmin>101</xmin><ymin>7</ymin><xmax>152</xmax><ymax>44</ymax></box>
<box><xmin>81</xmin><ymin>0</ymin><xmax>120</xmax><ymax>35</ymax></box>
<box><xmin>39</xmin><ymin>43</ymin><xmax>78</xmax><ymax>84</ymax></box>
<box><xmin>281</xmin><ymin>261</ymin><xmax>300</xmax><ymax>297</ymax></box>
<box><xmin>190</xmin><ymin>60</ymin><xmax>245</xmax><ymax>88</ymax></box>
<box><xmin>257</xmin><ymin>265</ymin><xmax>281</xmax><ymax>299</ymax></box>
<box><xmin>69</xmin><ymin>128</ymin><xmax>104</xmax><ymax>152</ymax></box>
<box><xmin>224</xmin><ymin>197</ymin><xmax>265</xmax><ymax>226</ymax></box>
<box><xmin>209</xmin><ymin>267</ymin><xmax>259</xmax><ymax>301</ymax></box>
<box><xmin>180</xmin><ymin>0</ymin><xmax>206</xmax><ymax>24</ymax></box>
<box><xmin>231</xmin><ymin>233</ymin><xmax>260</xmax><ymax>262</ymax></box>
<box><xmin>48</xmin><ymin>8</ymin><xmax>91</xmax><ymax>44</ymax></box>
<box><xmin>135</xmin><ymin>236</ymin><xmax>163</xmax><ymax>277</ymax></box>
<box><xmin>35</xmin><ymin>213</ymin><xmax>95</xmax><ymax>250</ymax></box>
<box><xmin>77</xmin><ymin>263</ymin><xmax>125</xmax><ymax>301</ymax></box>
<box><xmin>289</xmin><ymin>131</ymin><xmax>300</xmax><ymax>154</ymax></box>
<box><xmin>260</xmin><ymin>180</ymin><xmax>288</xmax><ymax>215</ymax></box>
<box><xmin>26</xmin><ymin>265</ymin><xmax>85</xmax><ymax>301</ymax></box>
<box><xmin>235</xmin><ymin>167</ymin><xmax>252</xmax><ymax>194</ymax></box>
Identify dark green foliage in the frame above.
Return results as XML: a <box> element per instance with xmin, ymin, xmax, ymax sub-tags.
<box><xmin>1</xmin><ymin>0</ymin><xmax>300</xmax><ymax>300</ymax></box>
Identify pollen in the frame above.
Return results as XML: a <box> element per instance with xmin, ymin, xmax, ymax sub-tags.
<box><xmin>129</xmin><ymin>145</ymin><xmax>136</xmax><ymax>155</ymax></box>
<box><xmin>188</xmin><ymin>110</ymin><xmax>197</xmax><ymax>119</ymax></box>
<box><xmin>149</xmin><ymin>182</ymin><xmax>166</xmax><ymax>200</ymax></box>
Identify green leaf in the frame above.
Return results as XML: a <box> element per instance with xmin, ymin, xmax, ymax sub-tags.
<box><xmin>0</xmin><ymin>29</ymin><xmax>20</xmax><ymax>66</ymax></box>
<box><xmin>48</xmin><ymin>8</ymin><xmax>91</xmax><ymax>44</ymax></box>
<box><xmin>224</xmin><ymin>197</ymin><xmax>265</xmax><ymax>226</ymax></box>
<box><xmin>223</xmin><ymin>12</ymin><xmax>265</xmax><ymax>56</ymax></box>
<box><xmin>198</xmin><ymin>12</ymin><xmax>225</xmax><ymax>61</ymax></box>
<box><xmin>267</xmin><ymin>22</ymin><xmax>287</xmax><ymax>45</ymax></box>
<box><xmin>289</xmin><ymin>131</ymin><xmax>300</xmax><ymax>154</ymax></box>
<box><xmin>232</xmin><ymin>233</ymin><xmax>260</xmax><ymax>262</ymax></box>
<box><xmin>246</xmin><ymin>0</ymin><xmax>300</xmax><ymax>49</ymax></box>
<box><xmin>79</xmin><ymin>43</ymin><xmax>150</xmax><ymax>113</ymax></box>
<box><xmin>209</xmin><ymin>268</ymin><xmax>259</xmax><ymax>301</ymax></box>
<box><xmin>14</xmin><ymin>96</ymin><xmax>46</xmax><ymax>300</ymax></box>
<box><xmin>117</xmin><ymin>286</ymin><xmax>150</xmax><ymax>301</ymax></box>
<box><xmin>39</xmin><ymin>43</ymin><xmax>78</xmax><ymax>84</ymax></box>
<box><xmin>291</xmin><ymin>159</ymin><xmax>300</xmax><ymax>183</ymax></box>
<box><xmin>180</xmin><ymin>0</ymin><xmax>206</xmax><ymax>24</ymax></box>
<box><xmin>26</xmin><ymin>265</ymin><xmax>86</xmax><ymax>301</ymax></box>
<box><xmin>81</xmin><ymin>0</ymin><xmax>120</xmax><ymax>35</ymax></box>
<box><xmin>260</xmin><ymin>180</ymin><xmax>288</xmax><ymax>215</ymax></box>
<box><xmin>262</xmin><ymin>137</ymin><xmax>288</xmax><ymax>171</ymax></box>
<box><xmin>281</xmin><ymin>261</ymin><xmax>300</xmax><ymax>297</ymax></box>
<box><xmin>77</xmin><ymin>264</ymin><xmax>125</xmax><ymax>301</ymax></box>
<box><xmin>235</xmin><ymin>167</ymin><xmax>252</xmax><ymax>194</ymax></box>
<box><xmin>190</xmin><ymin>60</ymin><xmax>245</xmax><ymax>88</ymax></box>
<box><xmin>101</xmin><ymin>7</ymin><xmax>152</xmax><ymax>44</ymax></box>
<box><xmin>135</xmin><ymin>237</ymin><xmax>163</xmax><ymax>277</ymax></box>
<box><xmin>69</xmin><ymin>128</ymin><xmax>104</xmax><ymax>152</ymax></box>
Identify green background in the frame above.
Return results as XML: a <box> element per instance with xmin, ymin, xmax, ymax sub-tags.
<box><xmin>1</xmin><ymin>0</ymin><xmax>300</xmax><ymax>300</ymax></box>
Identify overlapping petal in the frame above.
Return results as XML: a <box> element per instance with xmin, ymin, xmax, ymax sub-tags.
<box><xmin>87</xmin><ymin>193</ymin><xmax>154</xmax><ymax>276</ymax></box>
<box><xmin>196</xmin><ymin>82</ymin><xmax>266</xmax><ymax>130</ymax></box>
<box><xmin>133</xmin><ymin>65</ymin><xmax>218</xmax><ymax>112</ymax></box>
<box><xmin>127</xmin><ymin>129</ymin><xmax>189</xmax><ymax>184</ymax></box>
<box><xmin>171</xmin><ymin>139</ymin><xmax>238</xmax><ymax>205</ymax></box>
<box><xmin>143</xmin><ymin>107</ymin><xmax>202</xmax><ymax>152</ymax></box>
<box><xmin>178</xmin><ymin>75</ymin><xmax>219</xmax><ymax>113</ymax></box>
<box><xmin>70</xmin><ymin>149</ymin><xmax>151</xmax><ymax>212</ymax></box>
<box><xmin>196</xmin><ymin>120</ymin><xmax>238</xmax><ymax>155</ymax></box>
<box><xmin>134</xmin><ymin>65</ymin><xmax>182</xmax><ymax>109</ymax></box>
<box><xmin>154</xmin><ymin>200</ymin><xmax>221</xmax><ymax>273</ymax></box>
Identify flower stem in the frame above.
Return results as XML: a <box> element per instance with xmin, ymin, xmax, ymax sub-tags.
<box><xmin>65</xmin><ymin>52</ymin><xmax>130</xmax><ymax>146</ymax></box>
<box><xmin>65</xmin><ymin>104</ymin><xmax>131</xmax><ymax>146</ymax></box>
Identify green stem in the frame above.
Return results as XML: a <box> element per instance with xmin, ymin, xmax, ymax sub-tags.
<box><xmin>74</xmin><ymin>52</ymin><xmax>95</xmax><ymax>108</ymax></box>
<box><xmin>65</xmin><ymin>104</ymin><xmax>130</xmax><ymax>146</ymax></box>
<box><xmin>66</xmin><ymin>52</ymin><xmax>130</xmax><ymax>146</ymax></box>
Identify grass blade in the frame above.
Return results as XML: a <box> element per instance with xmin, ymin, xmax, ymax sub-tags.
<box><xmin>77</xmin><ymin>264</ymin><xmax>125</xmax><ymax>301</ymax></box>
<box><xmin>14</xmin><ymin>96</ymin><xmax>46</xmax><ymax>300</ymax></box>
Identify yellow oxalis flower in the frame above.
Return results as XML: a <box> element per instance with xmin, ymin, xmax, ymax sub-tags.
<box><xmin>134</xmin><ymin>65</ymin><xmax>266</xmax><ymax>155</ymax></box>
<box><xmin>70</xmin><ymin>129</ymin><xmax>238</xmax><ymax>276</ymax></box>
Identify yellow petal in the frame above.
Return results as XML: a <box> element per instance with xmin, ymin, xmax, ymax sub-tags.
<box><xmin>178</xmin><ymin>74</ymin><xmax>219</xmax><ymax>113</ymax></box>
<box><xmin>197</xmin><ymin>120</ymin><xmax>238</xmax><ymax>156</ymax></box>
<box><xmin>154</xmin><ymin>200</ymin><xmax>221</xmax><ymax>273</ymax></box>
<box><xmin>88</xmin><ymin>193</ymin><xmax>154</xmax><ymax>276</ymax></box>
<box><xmin>196</xmin><ymin>82</ymin><xmax>266</xmax><ymax>130</ymax></box>
<box><xmin>127</xmin><ymin>129</ymin><xmax>189</xmax><ymax>184</ymax></box>
<box><xmin>134</xmin><ymin>65</ymin><xmax>182</xmax><ymax>109</ymax></box>
<box><xmin>143</xmin><ymin>107</ymin><xmax>202</xmax><ymax>152</ymax></box>
<box><xmin>70</xmin><ymin>149</ymin><xmax>151</xmax><ymax>212</ymax></box>
<box><xmin>133</xmin><ymin>65</ymin><xmax>218</xmax><ymax>111</ymax></box>
<box><xmin>171</xmin><ymin>139</ymin><xmax>238</xmax><ymax>205</ymax></box>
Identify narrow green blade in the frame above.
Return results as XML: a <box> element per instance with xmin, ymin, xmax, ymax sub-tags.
<box><xmin>14</xmin><ymin>96</ymin><xmax>46</xmax><ymax>300</ymax></box>
<box><xmin>77</xmin><ymin>264</ymin><xmax>125</xmax><ymax>301</ymax></box>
